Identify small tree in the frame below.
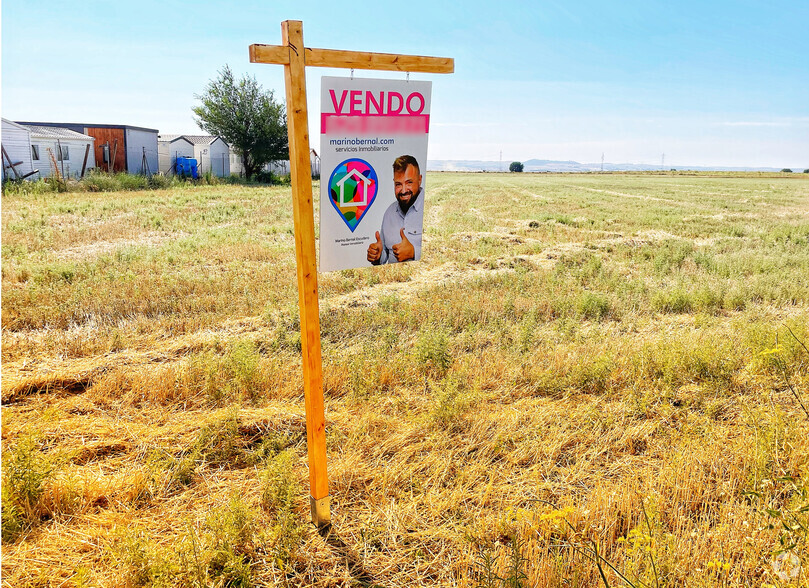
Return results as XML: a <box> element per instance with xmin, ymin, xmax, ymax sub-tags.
<box><xmin>193</xmin><ymin>65</ymin><xmax>288</xmax><ymax>179</ymax></box>
<box><xmin>780</xmin><ymin>168</ymin><xmax>793</xmax><ymax>173</ymax></box>
<box><xmin>509</xmin><ymin>161</ymin><xmax>524</xmax><ymax>173</ymax></box>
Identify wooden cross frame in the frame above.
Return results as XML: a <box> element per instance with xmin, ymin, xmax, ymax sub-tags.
<box><xmin>250</xmin><ymin>20</ymin><xmax>453</xmax><ymax>528</ymax></box>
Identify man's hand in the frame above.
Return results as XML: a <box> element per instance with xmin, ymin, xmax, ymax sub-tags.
<box><xmin>367</xmin><ymin>231</ymin><xmax>383</xmax><ymax>263</ymax></box>
<box><xmin>392</xmin><ymin>228</ymin><xmax>415</xmax><ymax>262</ymax></box>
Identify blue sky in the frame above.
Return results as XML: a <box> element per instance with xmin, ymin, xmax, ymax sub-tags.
<box><xmin>3</xmin><ymin>0</ymin><xmax>807</xmax><ymax>168</ymax></box>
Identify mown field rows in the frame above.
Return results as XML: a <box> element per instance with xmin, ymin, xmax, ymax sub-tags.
<box><xmin>2</xmin><ymin>172</ymin><xmax>808</xmax><ymax>587</ymax></box>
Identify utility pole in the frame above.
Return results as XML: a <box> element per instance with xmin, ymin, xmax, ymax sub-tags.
<box><xmin>661</xmin><ymin>153</ymin><xmax>665</xmax><ymax>171</ymax></box>
<box><xmin>601</xmin><ymin>152</ymin><xmax>605</xmax><ymax>172</ymax></box>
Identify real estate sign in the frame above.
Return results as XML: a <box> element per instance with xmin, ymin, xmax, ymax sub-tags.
<box><xmin>319</xmin><ymin>76</ymin><xmax>432</xmax><ymax>272</ymax></box>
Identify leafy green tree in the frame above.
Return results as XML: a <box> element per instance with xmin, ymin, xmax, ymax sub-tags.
<box><xmin>193</xmin><ymin>65</ymin><xmax>287</xmax><ymax>179</ymax></box>
<box><xmin>780</xmin><ymin>168</ymin><xmax>793</xmax><ymax>173</ymax></box>
<box><xmin>509</xmin><ymin>161</ymin><xmax>524</xmax><ymax>173</ymax></box>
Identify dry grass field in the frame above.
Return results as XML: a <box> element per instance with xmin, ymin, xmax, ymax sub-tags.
<box><xmin>2</xmin><ymin>172</ymin><xmax>808</xmax><ymax>587</ymax></box>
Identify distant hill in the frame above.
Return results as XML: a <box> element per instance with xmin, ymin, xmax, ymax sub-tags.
<box><xmin>427</xmin><ymin>159</ymin><xmax>785</xmax><ymax>173</ymax></box>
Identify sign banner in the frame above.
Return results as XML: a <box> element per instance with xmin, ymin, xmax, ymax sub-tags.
<box><xmin>319</xmin><ymin>76</ymin><xmax>432</xmax><ymax>272</ymax></box>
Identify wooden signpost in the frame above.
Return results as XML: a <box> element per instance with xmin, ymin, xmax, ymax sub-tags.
<box><xmin>250</xmin><ymin>20</ymin><xmax>453</xmax><ymax>528</ymax></box>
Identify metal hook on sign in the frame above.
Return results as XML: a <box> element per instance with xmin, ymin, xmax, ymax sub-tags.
<box><xmin>406</xmin><ymin>72</ymin><xmax>410</xmax><ymax>82</ymax></box>
<box><xmin>350</xmin><ymin>69</ymin><xmax>354</xmax><ymax>80</ymax></box>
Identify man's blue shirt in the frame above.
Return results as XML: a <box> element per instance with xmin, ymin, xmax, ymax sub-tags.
<box><xmin>373</xmin><ymin>188</ymin><xmax>423</xmax><ymax>264</ymax></box>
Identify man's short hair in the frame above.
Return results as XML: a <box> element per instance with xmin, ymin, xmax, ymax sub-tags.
<box><xmin>393</xmin><ymin>155</ymin><xmax>419</xmax><ymax>175</ymax></box>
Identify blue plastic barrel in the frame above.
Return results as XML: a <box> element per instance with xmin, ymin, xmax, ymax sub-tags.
<box><xmin>175</xmin><ymin>157</ymin><xmax>199</xmax><ymax>179</ymax></box>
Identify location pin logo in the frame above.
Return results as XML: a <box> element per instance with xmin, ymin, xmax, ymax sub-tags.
<box><xmin>328</xmin><ymin>158</ymin><xmax>378</xmax><ymax>232</ymax></box>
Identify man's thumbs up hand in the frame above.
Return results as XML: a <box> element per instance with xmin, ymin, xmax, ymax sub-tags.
<box><xmin>391</xmin><ymin>228</ymin><xmax>415</xmax><ymax>262</ymax></box>
<box><xmin>367</xmin><ymin>231</ymin><xmax>383</xmax><ymax>263</ymax></box>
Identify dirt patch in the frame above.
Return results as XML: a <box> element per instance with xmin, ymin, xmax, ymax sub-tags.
<box><xmin>54</xmin><ymin>231</ymin><xmax>180</xmax><ymax>260</ymax></box>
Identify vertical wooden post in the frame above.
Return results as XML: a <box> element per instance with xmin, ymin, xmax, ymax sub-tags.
<box><xmin>281</xmin><ymin>20</ymin><xmax>330</xmax><ymax>528</ymax></box>
<box><xmin>250</xmin><ymin>20</ymin><xmax>451</xmax><ymax>529</ymax></box>
<box><xmin>80</xmin><ymin>143</ymin><xmax>90</xmax><ymax>178</ymax></box>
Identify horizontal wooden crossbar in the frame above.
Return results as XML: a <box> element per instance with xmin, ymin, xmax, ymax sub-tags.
<box><xmin>250</xmin><ymin>44</ymin><xmax>454</xmax><ymax>74</ymax></box>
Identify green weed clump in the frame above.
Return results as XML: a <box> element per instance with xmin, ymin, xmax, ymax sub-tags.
<box><xmin>228</xmin><ymin>340</ymin><xmax>262</xmax><ymax>401</ymax></box>
<box><xmin>0</xmin><ymin>489</ymin><xmax>25</xmax><ymax>544</ymax></box>
<box><xmin>200</xmin><ymin>170</ymin><xmax>220</xmax><ymax>185</ymax></box>
<box><xmin>1</xmin><ymin>178</ymin><xmax>58</xmax><ymax>195</ymax></box>
<box><xmin>147</xmin><ymin>173</ymin><xmax>175</xmax><ymax>189</ymax></box>
<box><xmin>575</xmin><ymin>291</ymin><xmax>613</xmax><ymax>321</ymax></box>
<box><xmin>430</xmin><ymin>376</ymin><xmax>478</xmax><ymax>429</ymax></box>
<box><xmin>80</xmin><ymin>171</ymin><xmax>143</xmax><ymax>192</ymax></box>
<box><xmin>0</xmin><ymin>434</ymin><xmax>80</xmax><ymax>542</ymax></box>
<box><xmin>113</xmin><ymin>531</ymin><xmax>182</xmax><ymax>587</ymax></box>
<box><xmin>631</xmin><ymin>335</ymin><xmax>740</xmax><ymax>393</ymax></box>
<box><xmin>652</xmin><ymin>240</ymin><xmax>694</xmax><ymax>274</ymax></box>
<box><xmin>177</xmin><ymin>340</ymin><xmax>268</xmax><ymax>406</ymax></box>
<box><xmin>261</xmin><ymin>450</ymin><xmax>306</xmax><ymax>566</ymax></box>
<box><xmin>1</xmin><ymin>436</ymin><xmax>54</xmax><ymax>539</ymax></box>
<box><xmin>114</xmin><ymin>496</ymin><xmax>265</xmax><ymax>587</ymax></box>
<box><xmin>651</xmin><ymin>287</ymin><xmax>693</xmax><ymax>313</ymax></box>
<box><xmin>652</xmin><ymin>285</ymin><xmax>727</xmax><ymax>314</ymax></box>
<box><xmin>415</xmin><ymin>327</ymin><xmax>452</xmax><ymax>377</ymax></box>
<box><xmin>522</xmin><ymin>345</ymin><xmax>617</xmax><ymax>397</ymax></box>
<box><xmin>204</xmin><ymin>495</ymin><xmax>259</xmax><ymax>586</ymax></box>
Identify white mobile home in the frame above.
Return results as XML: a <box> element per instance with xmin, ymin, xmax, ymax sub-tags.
<box><xmin>158</xmin><ymin>135</ymin><xmax>195</xmax><ymax>174</ymax></box>
<box><xmin>1</xmin><ymin>118</ymin><xmax>35</xmax><ymax>181</ymax></box>
<box><xmin>184</xmin><ymin>135</ymin><xmax>230</xmax><ymax>177</ymax></box>
<box><xmin>158</xmin><ymin>135</ymin><xmax>230</xmax><ymax>177</ymax></box>
<box><xmin>16</xmin><ymin>122</ymin><xmax>157</xmax><ymax>174</ymax></box>
<box><xmin>24</xmin><ymin>125</ymin><xmax>96</xmax><ymax>179</ymax></box>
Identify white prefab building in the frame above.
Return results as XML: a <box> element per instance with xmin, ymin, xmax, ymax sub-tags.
<box><xmin>185</xmin><ymin>135</ymin><xmax>230</xmax><ymax>177</ymax></box>
<box><xmin>158</xmin><ymin>134</ymin><xmax>230</xmax><ymax>177</ymax></box>
<box><xmin>16</xmin><ymin>122</ymin><xmax>157</xmax><ymax>175</ymax></box>
<box><xmin>24</xmin><ymin>125</ymin><xmax>96</xmax><ymax>179</ymax></box>
<box><xmin>122</xmin><ymin>127</ymin><xmax>159</xmax><ymax>175</ymax></box>
<box><xmin>1</xmin><ymin>118</ymin><xmax>35</xmax><ymax>181</ymax></box>
<box><xmin>158</xmin><ymin>135</ymin><xmax>195</xmax><ymax>174</ymax></box>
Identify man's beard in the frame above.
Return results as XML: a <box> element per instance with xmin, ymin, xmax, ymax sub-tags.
<box><xmin>397</xmin><ymin>189</ymin><xmax>419</xmax><ymax>214</ymax></box>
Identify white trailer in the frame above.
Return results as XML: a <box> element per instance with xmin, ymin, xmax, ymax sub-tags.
<box><xmin>158</xmin><ymin>135</ymin><xmax>195</xmax><ymax>174</ymax></box>
<box><xmin>186</xmin><ymin>136</ymin><xmax>230</xmax><ymax>177</ymax></box>
<box><xmin>24</xmin><ymin>125</ymin><xmax>95</xmax><ymax>179</ymax></box>
<box><xmin>1</xmin><ymin>118</ymin><xmax>35</xmax><ymax>181</ymax></box>
<box><xmin>125</xmin><ymin>127</ymin><xmax>159</xmax><ymax>175</ymax></box>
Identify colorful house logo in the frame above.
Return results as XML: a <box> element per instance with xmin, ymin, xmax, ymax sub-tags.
<box><xmin>327</xmin><ymin>158</ymin><xmax>378</xmax><ymax>232</ymax></box>
<box><xmin>336</xmin><ymin>167</ymin><xmax>373</xmax><ymax>208</ymax></box>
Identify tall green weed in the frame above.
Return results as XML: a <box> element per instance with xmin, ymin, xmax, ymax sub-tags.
<box><xmin>2</xmin><ymin>435</ymin><xmax>56</xmax><ymax>542</ymax></box>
